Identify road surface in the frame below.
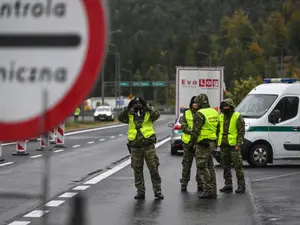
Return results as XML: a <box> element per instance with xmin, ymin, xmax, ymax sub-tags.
<box><xmin>1</xmin><ymin>115</ymin><xmax>300</xmax><ymax>225</ymax></box>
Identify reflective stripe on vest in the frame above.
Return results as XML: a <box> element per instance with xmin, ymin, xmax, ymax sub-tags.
<box><xmin>128</xmin><ymin>112</ymin><xmax>155</xmax><ymax>141</ymax></box>
<box><xmin>182</xmin><ymin>110</ymin><xmax>193</xmax><ymax>144</ymax></box>
<box><xmin>217</xmin><ymin>112</ymin><xmax>240</xmax><ymax>146</ymax></box>
<box><xmin>197</xmin><ymin>108</ymin><xmax>219</xmax><ymax>142</ymax></box>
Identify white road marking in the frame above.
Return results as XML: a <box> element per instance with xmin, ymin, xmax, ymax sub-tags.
<box><xmin>54</xmin><ymin>149</ymin><xmax>64</xmax><ymax>153</ymax></box>
<box><xmin>252</xmin><ymin>171</ymin><xmax>300</xmax><ymax>182</ymax></box>
<box><xmin>84</xmin><ymin>137</ymin><xmax>171</xmax><ymax>185</ymax></box>
<box><xmin>0</xmin><ymin>162</ymin><xmax>14</xmax><ymax>167</ymax></box>
<box><xmin>8</xmin><ymin>221</ymin><xmax>31</xmax><ymax>225</ymax></box>
<box><xmin>72</xmin><ymin>145</ymin><xmax>80</xmax><ymax>148</ymax></box>
<box><xmin>88</xmin><ymin>141</ymin><xmax>95</xmax><ymax>144</ymax></box>
<box><xmin>30</xmin><ymin>155</ymin><xmax>42</xmax><ymax>159</ymax></box>
<box><xmin>1</xmin><ymin>117</ymin><xmax>166</xmax><ymax>147</ymax></box>
<box><xmin>99</xmin><ymin>139</ymin><xmax>105</xmax><ymax>141</ymax></box>
<box><xmin>118</xmin><ymin>134</ymin><xmax>123</xmax><ymax>136</ymax></box>
<box><xmin>59</xmin><ymin>192</ymin><xmax>78</xmax><ymax>198</ymax></box>
<box><xmin>110</xmin><ymin>136</ymin><xmax>115</xmax><ymax>138</ymax></box>
<box><xmin>45</xmin><ymin>200</ymin><xmax>65</xmax><ymax>207</ymax></box>
<box><xmin>23</xmin><ymin>210</ymin><xmax>49</xmax><ymax>218</ymax></box>
<box><xmin>72</xmin><ymin>185</ymin><xmax>90</xmax><ymax>191</ymax></box>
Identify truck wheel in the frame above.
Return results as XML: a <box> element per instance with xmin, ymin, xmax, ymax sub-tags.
<box><xmin>248</xmin><ymin>144</ymin><xmax>270</xmax><ymax>167</ymax></box>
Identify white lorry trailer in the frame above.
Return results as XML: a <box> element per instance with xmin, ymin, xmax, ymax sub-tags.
<box><xmin>175</xmin><ymin>67</ymin><xmax>225</xmax><ymax>117</ymax></box>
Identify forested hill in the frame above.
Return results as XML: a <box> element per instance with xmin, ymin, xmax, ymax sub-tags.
<box><xmin>93</xmin><ymin>0</ymin><xmax>300</xmax><ymax>102</ymax></box>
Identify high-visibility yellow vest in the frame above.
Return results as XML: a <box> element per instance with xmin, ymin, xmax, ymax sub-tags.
<box><xmin>197</xmin><ymin>108</ymin><xmax>219</xmax><ymax>142</ymax></box>
<box><xmin>182</xmin><ymin>110</ymin><xmax>193</xmax><ymax>144</ymax></box>
<box><xmin>74</xmin><ymin>108</ymin><xmax>80</xmax><ymax>116</ymax></box>
<box><xmin>128</xmin><ymin>112</ymin><xmax>155</xmax><ymax>141</ymax></box>
<box><xmin>217</xmin><ymin>112</ymin><xmax>240</xmax><ymax>146</ymax></box>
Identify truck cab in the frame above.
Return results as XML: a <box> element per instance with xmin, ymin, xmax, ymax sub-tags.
<box><xmin>236</xmin><ymin>78</ymin><xmax>300</xmax><ymax>167</ymax></box>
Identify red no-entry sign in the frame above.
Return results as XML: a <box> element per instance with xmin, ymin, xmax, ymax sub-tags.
<box><xmin>0</xmin><ymin>0</ymin><xmax>108</xmax><ymax>141</ymax></box>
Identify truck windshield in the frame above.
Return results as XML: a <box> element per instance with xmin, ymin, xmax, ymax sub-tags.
<box><xmin>236</xmin><ymin>94</ymin><xmax>278</xmax><ymax>118</ymax></box>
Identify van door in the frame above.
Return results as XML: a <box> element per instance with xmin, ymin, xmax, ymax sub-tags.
<box><xmin>268</xmin><ymin>96</ymin><xmax>300</xmax><ymax>157</ymax></box>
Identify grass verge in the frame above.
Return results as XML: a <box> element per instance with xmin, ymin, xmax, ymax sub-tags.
<box><xmin>65</xmin><ymin>119</ymin><xmax>121</xmax><ymax>132</ymax></box>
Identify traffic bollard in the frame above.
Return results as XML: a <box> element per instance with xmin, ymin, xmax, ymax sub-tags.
<box><xmin>36</xmin><ymin>133</ymin><xmax>50</xmax><ymax>151</ymax></box>
<box><xmin>12</xmin><ymin>141</ymin><xmax>29</xmax><ymax>156</ymax></box>
<box><xmin>55</xmin><ymin>122</ymin><xmax>66</xmax><ymax>148</ymax></box>
<box><xmin>0</xmin><ymin>142</ymin><xmax>4</xmax><ymax>162</ymax></box>
<box><xmin>49</xmin><ymin>128</ymin><xmax>56</xmax><ymax>144</ymax></box>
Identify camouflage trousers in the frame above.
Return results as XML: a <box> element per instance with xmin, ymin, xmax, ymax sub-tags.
<box><xmin>220</xmin><ymin>146</ymin><xmax>245</xmax><ymax>188</ymax></box>
<box><xmin>130</xmin><ymin>146</ymin><xmax>162</xmax><ymax>195</ymax></box>
<box><xmin>195</xmin><ymin>141</ymin><xmax>217</xmax><ymax>195</ymax></box>
<box><xmin>180</xmin><ymin>144</ymin><xmax>203</xmax><ymax>188</ymax></box>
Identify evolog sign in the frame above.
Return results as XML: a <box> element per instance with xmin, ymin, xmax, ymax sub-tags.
<box><xmin>181</xmin><ymin>79</ymin><xmax>219</xmax><ymax>88</ymax></box>
<box><xmin>0</xmin><ymin>0</ymin><xmax>108</xmax><ymax>141</ymax></box>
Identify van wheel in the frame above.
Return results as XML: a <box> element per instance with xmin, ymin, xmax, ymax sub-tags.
<box><xmin>248</xmin><ymin>144</ymin><xmax>270</xmax><ymax>167</ymax></box>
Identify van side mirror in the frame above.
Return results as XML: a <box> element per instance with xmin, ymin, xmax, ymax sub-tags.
<box><xmin>269</xmin><ymin>109</ymin><xmax>280</xmax><ymax>124</ymax></box>
<box><xmin>168</xmin><ymin>123</ymin><xmax>174</xmax><ymax>128</ymax></box>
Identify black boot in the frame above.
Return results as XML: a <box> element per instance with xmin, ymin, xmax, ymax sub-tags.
<box><xmin>134</xmin><ymin>193</ymin><xmax>145</xmax><ymax>199</ymax></box>
<box><xmin>155</xmin><ymin>193</ymin><xmax>164</xmax><ymax>200</ymax></box>
<box><xmin>219</xmin><ymin>186</ymin><xmax>233</xmax><ymax>193</ymax></box>
<box><xmin>235</xmin><ymin>187</ymin><xmax>245</xmax><ymax>194</ymax></box>
<box><xmin>199</xmin><ymin>192</ymin><xmax>216</xmax><ymax>199</ymax></box>
<box><xmin>197</xmin><ymin>185</ymin><xmax>204</xmax><ymax>192</ymax></box>
<box><xmin>181</xmin><ymin>184</ymin><xmax>187</xmax><ymax>192</ymax></box>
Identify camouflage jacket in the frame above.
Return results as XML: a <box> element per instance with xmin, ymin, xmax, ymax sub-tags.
<box><xmin>191</xmin><ymin>110</ymin><xmax>206</xmax><ymax>144</ymax></box>
<box><xmin>216</xmin><ymin>111</ymin><xmax>245</xmax><ymax>146</ymax></box>
<box><xmin>179</xmin><ymin>109</ymin><xmax>197</xmax><ymax>135</ymax></box>
<box><xmin>118</xmin><ymin>104</ymin><xmax>160</xmax><ymax>148</ymax></box>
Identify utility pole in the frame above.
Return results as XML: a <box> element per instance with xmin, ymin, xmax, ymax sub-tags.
<box><xmin>101</xmin><ymin>66</ymin><xmax>105</xmax><ymax>105</ymax></box>
<box><xmin>280</xmin><ymin>47</ymin><xmax>284</xmax><ymax>76</ymax></box>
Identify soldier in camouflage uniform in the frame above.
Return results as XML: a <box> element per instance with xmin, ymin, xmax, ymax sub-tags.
<box><xmin>191</xmin><ymin>93</ymin><xmax>219</xmax><ymax>199</ymax></box>
<box><xmin>180</xmin><ymin>96</ymin><xmax>203</xmax><ymax>192</ymax></box>
<box><xmin>118</xmin><ymin>97</ymin><xmax>164</xmax><ymax>200</ymax></box>
<box><xmin>217</xmin><ymin>98</ymin><xmax>246</xmax><ymax>194</ymax></box>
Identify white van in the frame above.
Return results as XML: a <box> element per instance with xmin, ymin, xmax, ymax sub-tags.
<box><xmin>235</xmin><ymin>78</ymin><xmax>300</xmax><ymax>167</ymax></box>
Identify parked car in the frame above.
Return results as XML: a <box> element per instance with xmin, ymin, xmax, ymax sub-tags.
<box><xmin>94</xmin><ymin>106</ymin><xmax>115</xmax><ymax>121</ymax></box>
<box><xmin>168</xmin><ymin>113</ymin><xmax>221</xmax><ymax>163</ymax></box>
<box><xmin>168</xmin><ymin>114</ymin><xmax>184</xmax><ymax>155</ymax></box>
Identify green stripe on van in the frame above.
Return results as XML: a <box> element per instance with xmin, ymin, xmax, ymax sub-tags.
<box><xmin>248</xmin><ymin>126</ymin><xmax>297</xmax><ymax>132</ymax></box>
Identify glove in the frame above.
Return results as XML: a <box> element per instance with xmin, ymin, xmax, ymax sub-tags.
<box><xmin>139</xmin><ymin>98</ymin><xmax>147</xmax><ymax>107</ymax></box>
<box><xmin>128</xmin><ymin>99</ymin><xmax>136</xmax><ymax>109</ymax></box>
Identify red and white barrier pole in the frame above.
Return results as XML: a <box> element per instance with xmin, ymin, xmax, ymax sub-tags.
<box><xmin>49</xmin><ymin>128</ymin><xmax>56</xmax><ymax>144</ymax></box>
<box><xmin>55</xmin><ymin>121</ymin><xmax>66</xmax><ymax>148</ymax></box>
<box><xmin>12</xmin><ymin>140</ymin><xmax>29</xmax><ymax>156</ymax></box>
<box><xmin>0</xmin><ymin>142</ymin><xmax>4</xmax><ymax>161</ymax></box>
<box><xmin>36</xmin><ymin>133</ymin><xmax>50</xmax><ymax>151</ymax></box>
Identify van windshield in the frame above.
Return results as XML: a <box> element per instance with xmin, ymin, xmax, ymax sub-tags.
<box><xmin>236</xmin><ymin>94</ymin><xmax>278</xmax><ymax>118</ymax></box>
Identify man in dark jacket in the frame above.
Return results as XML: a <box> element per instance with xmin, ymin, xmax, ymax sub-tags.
<box><xmin>179</xmin><ymin>96</ymin><xmax>203</xmax><ymax>192</ymax></box>
<box><xmin>118</xmin><ymin>97</ymin><xmax>164</xmax><ymax>200</ymax></box>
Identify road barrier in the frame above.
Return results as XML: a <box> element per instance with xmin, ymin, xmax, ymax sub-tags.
<box><xmin>36</xmin><ymin>133</ymin><xmax>50</xmax><ymax>151</ymax></box>
<box><xmin>13</xmin><ymin>140</ymin><xmax>29</xmax><ymax>156</ymax></box>
<box><xmin>0</xmin><ymin>142</ymin><xmax>4</xmax><ymax>161</ymax></box>
<box><xmin>49</xmin><ymin>127</ymin><xmax>57</xmax><ymax>144</ymax></box>
<box><xmin>55</xmin><ymin>121</ymin><xmax>66</xmax><ymax>148</ymax></box>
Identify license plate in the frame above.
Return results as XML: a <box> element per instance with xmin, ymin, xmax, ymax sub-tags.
<box><xmin>100</xmin><ymin>117</ymin><xmax>105</xmax><ymax>119</ymax></box>
<box><xmin>177</xmin><ymin>150</ymin><xmax>184</xmax><ymax>153</ymax></box>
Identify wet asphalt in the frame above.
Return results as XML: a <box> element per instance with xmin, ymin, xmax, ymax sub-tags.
<box><xmin>1</xmin><ymin>115</ymin><xmax>300</xmax><ymax>225</ymax></box>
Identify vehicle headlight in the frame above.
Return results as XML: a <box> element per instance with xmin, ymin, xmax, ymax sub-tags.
<box><xmin>245</xmin><ymin>123</ymin><xmax>250</xmax><ymax>132</ymax></box>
